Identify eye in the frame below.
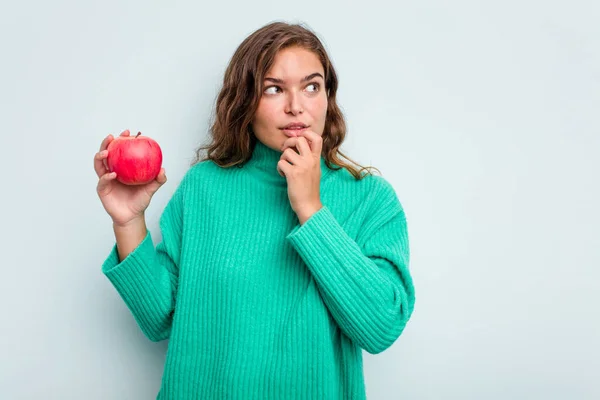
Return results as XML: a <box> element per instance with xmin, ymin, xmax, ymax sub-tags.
<box><xmin>306</xmin><ymin>82</ymin><xmax>320</xmax><ymax>92</ymax></box>
<box><xmin>264</xmin><ymin>86</ymin><xmax>281</xmax><ymax>95</ymax></box>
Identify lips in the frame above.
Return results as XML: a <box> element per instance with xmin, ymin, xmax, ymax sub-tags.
<box><xmin>281</xmin><ymin>127</ymin><xmax>308</xmax><ymax>137</ymax></box>
<box><xmin>280</xmin><ymin>123</ymin><xmax>308</xmax><ymax>137</ymax></box>
<box><xmin>281</xmin><ymin>123</ymin><xmax>308</xmax><ymax>129</ymax></box>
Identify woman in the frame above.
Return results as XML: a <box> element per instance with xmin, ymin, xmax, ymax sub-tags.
<box><xmin>94</xmin><ymin>21</ymin><xmax>415</xmax><ymax>400</ymax></box>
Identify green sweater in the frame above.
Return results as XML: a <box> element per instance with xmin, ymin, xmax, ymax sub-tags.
<box><xmin>101</xmin><ymin>139</ymin><xmax>415</xmax><ymax>399</ymax></box>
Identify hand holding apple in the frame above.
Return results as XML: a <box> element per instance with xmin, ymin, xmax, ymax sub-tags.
<box><xmin>107</xmin><ymin>131</ymin><xmax>163</xmax><ymax>185</ymax></box>
<box><xmin>94</xmin><ymin>129</ymin><xmax>167</xmax><ymax>226</ymax></box>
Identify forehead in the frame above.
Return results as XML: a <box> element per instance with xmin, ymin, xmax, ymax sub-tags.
<box><xmin>266</xmin><ymin>47</ymin><xmax>324</xmax><ymax>78</ymax></box>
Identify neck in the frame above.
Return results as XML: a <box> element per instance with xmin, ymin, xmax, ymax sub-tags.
<box><xmin>244</xmin><ymin>139</ymin><xmax>332</xmax><ymax>186</ymax></box>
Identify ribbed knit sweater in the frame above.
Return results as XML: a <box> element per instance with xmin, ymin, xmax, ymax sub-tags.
<box><xmin>101</xmin><ymin>139</ymin><xmax>415</xmax><ymax>400</ymax></box>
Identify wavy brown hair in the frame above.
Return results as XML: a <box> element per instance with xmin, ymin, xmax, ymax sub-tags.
<box><xmin>191</xmin><ymin>21</ymin><xmax>380</xmax><ymax>179</ymax></box>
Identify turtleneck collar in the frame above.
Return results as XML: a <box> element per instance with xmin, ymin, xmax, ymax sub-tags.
<box><xmin>244</xmin><ymin>139</ymin><xmax>332</xmax><ymax>187</ymax></box>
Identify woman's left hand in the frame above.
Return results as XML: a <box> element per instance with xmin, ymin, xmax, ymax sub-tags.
<box><xmin>277</xmin><ymin>129</ymin><xmax>324</xmax><ymax>225</ymax></box>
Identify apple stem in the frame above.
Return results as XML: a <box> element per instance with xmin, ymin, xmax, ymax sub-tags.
<box><xmin>136</xmin><ymin>132</ymin><xmax>141</xmax><ymax>138</ymax></box>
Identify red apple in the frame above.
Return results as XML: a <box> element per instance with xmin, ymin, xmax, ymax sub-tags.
<box><xmin>106</xmin><ymin>132</ymin><xmax>163</xmax><ymax>185</ymax></box>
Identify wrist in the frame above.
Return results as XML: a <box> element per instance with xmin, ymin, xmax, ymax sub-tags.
<box><xmin>112</xmin><ymin>216</ymin><xmax>147</xmax><ymax>263</ymax></box>
<box><xmin>113</xmin><ymin>215</ymin><xmax>146</xmax><ymax>231</ymax></box>
<box><xmin>297</xmin><ymin>202</ymin><xmax>323</xmax><ymax>225</ymax></box>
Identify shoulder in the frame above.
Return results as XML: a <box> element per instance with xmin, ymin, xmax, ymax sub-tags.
<box><xmin>369</xmin><ymin>175</ymin><xmax>404</xmax><ymax>213</ymax></box>
<box><xmin>165</xmin><ymin>160</ymin><xmax>222</xmax><ymax>202</ymax></box>
<box><xmin>328</xmin><ymin>166</ymin><xmax>405</xmax><ymax>215</ymax></box>
<box><xmin>179</xmin><ymin>159</ymin><xmax>229</xmax><ymax>185</ymax></box>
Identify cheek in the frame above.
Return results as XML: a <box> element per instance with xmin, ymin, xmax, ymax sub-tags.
<box><xmin>315</xmin><ymin>97</ymin><xmax>328</xmax><ymax>120</ymax></box>
<box><xmin>255</xmin><ymin>103</ymin><xmax>276</xmax><ymax>126</ymax></box>
<box><xmin>307</xmin><ymin>95</ymin><xmax>326</xmax><ymax>111</ymax></box>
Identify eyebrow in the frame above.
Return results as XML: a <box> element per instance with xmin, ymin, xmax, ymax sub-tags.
<box><xmin>264</xmin><ymin>72</ymin><xmax>324</xmax><ymax>84</ymax></box>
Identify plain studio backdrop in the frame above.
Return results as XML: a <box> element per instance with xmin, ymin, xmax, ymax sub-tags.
<box><xmin>1</xmin><ymin>1</ymin><xmax>598</xmax><ymax>399</ymax></box>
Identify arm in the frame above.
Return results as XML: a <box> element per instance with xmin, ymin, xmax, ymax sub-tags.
<box><xmin>101</xmin><ymin>174</ymin><xmax>188</xmax><ymax>342</ymax></box>
<box><xmin>113</xmin><ymin>217</ymin><xmax>148</xmax><ymax>262</ymax></box>
<box><xmin>286</xmin><ymin>181</ymin><xmax>415</xmax><ymax>354</ymax></box>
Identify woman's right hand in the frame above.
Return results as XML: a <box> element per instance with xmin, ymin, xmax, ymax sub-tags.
<box><xmin>94</xmin><ymin>129</ymin><xmax>167</xmax><ymax>227</ymax></box>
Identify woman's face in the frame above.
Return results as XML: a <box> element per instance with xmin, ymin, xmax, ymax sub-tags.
<box><xmin>251</xmin><ymin>46</ymin><xmax>328</xmax><ymax>151</ymax></box>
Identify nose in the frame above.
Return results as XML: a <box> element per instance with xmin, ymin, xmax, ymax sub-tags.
<box><xmin>285</xmin><ymin>91</ymin><xmax>303</xmax><ymax>115</ymax></box>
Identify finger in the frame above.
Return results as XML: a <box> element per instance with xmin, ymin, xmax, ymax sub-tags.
<box><xmin>99</xmin><ymin>134</ymin><xmax>113</xmax><ymax>152</ymax></box>
<box><xmin>295</xmin><ymin>130</ymin><xmax>323</xmax><ymax>155</ymax></box>
<box><xmin>156</xmin><ymin>168</ymin><xmax>167</xmax><ymax>185</ymax></box>
<box><xmin>281</xmin><ymin>148</ymin><xmax>301</xmax><ymax>165</ymax></box>
<box><xmin>120</xmin><ymin>129</ymin><xmax>130</xmax><ymax>137</ymax></box>
<box><xmin>281</xmin><ymin>137</ymin><xmax>300</xmax><ymax>154</ymax></box>
<box><xmin>277</xmin><ymin>160</ymin><xmax>290</xmax><ymax>178</ymax></box>
<box><xmin>145</xmin><ymin>168</ymin><xmax>167</xmax><ymax>196</ymax></box>
<box><xmin>96</xmin><ymin>133</ymin><xmax>116</xmax><ymax>177</ymax></box>
<box><xmin>94</xmin><ymin>149</ymin><xmax>109</xmax><ymax>178</ymax></box>
<box><xmin>97</xmin><ymin>171</ymin><xmax>117</xmax><ymax>194</ymax></box>
<box><xmin>295</xmin><ymin>136</ymin><xmax>311</xmax><ymax>157</ymax></box>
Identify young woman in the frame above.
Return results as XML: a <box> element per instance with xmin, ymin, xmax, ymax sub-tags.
<box><xmin>94</xmin><ymin>21</ymin><xmax>415</xmax><ymax>400</ymax></box>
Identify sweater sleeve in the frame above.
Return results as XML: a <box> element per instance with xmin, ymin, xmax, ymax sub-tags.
<box><xmin>101</xmin><ymin>173</ymin><xmax>188</xmax><ymax>342</ymax></box>
<box><xmin>285</xmin><ymin>180</ymin><xmax>415</xmax><ymax>354</ymax></box>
